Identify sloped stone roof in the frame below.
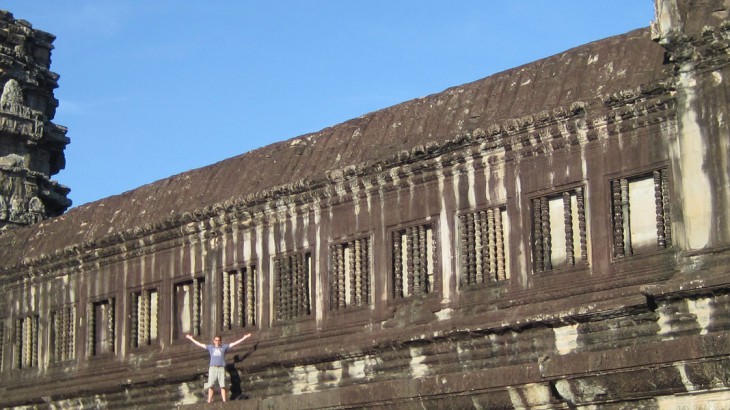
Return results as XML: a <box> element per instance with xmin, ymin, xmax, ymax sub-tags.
<box><xmin>0</xmin><ymin>27</ymin><xmax>670</xmax><ymax>271</ymax></box>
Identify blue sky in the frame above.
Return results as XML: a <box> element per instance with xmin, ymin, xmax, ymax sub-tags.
<box><xmin>4</xmin><ymin>1</ymin><xmax>655</xmax><ymax>207</ymax></box>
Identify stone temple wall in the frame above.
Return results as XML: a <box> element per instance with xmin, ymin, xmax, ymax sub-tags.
<box><xmin>0</xmin><ymin>1</ymin><xmax>729</xmax><ymax>408</ymax></box>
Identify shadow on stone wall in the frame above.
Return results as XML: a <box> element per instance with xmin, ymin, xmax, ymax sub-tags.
<box><xmin>226</xmin><ymin>343</ymin><xmax>257</xmax><ymax>400</ymax></box>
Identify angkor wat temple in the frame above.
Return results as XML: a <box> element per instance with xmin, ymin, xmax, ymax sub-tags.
<box><xmin>1</xmin><ymin>1</ymin><xmax>729</xmax><ymax>408</ymax></box>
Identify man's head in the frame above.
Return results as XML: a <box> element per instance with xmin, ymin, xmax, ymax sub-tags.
<box><xmin>213</xmin><ymin>336</ymin><xmax>222</xmax><ymax>346</ymax></box>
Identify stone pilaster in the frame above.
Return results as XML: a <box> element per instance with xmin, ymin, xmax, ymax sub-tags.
<box><xmin>653</xmin><ymin>0</ymin><xmax>730</xmax><ymax>250</ymax></box>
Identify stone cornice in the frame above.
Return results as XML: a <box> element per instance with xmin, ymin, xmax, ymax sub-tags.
<box><xmin>653</xmin><ymin>20</ymin><xmax>730</xmax><ymax>71</ymax></box>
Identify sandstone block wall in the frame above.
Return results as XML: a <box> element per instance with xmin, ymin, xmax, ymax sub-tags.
<box><xmin>0</xmin><ymin>1</ymin><xmax>729</xmax><ymax>408</ymax></box>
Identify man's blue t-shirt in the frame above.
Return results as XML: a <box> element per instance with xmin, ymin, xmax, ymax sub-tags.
<box><xmin>206</xmin><ymin>344</ymin><xmax>230</xmax><ymax>367</ymax></box>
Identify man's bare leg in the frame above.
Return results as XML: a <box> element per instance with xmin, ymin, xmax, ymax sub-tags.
<box><xmin>221</xmin><ymin>388</ymin><xmax>227</xmax><ymax>402</ymax></box>
<box><xmin>208</xmin><ymin>388</ymin><xmax>214</xmax><ymax>403</ymax></box>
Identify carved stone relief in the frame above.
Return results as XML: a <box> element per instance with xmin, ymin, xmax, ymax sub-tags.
<box><xmin>0</xmin><ymin>79</ymin><xmax>24</xmax><ymax>107</ymax></box>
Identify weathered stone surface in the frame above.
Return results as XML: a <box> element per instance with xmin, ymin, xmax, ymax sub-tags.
<box><xmin>0</xmin><ymin>10</ymin><xmax>71</xmax><ymax>233</ymax></box>
<box><xmin>0</xmin><ymin>1</ymin><xmax>729</xmax><ymax>409</ymax></box>
<box><xmin>0</xmin><ymin>26</ymin><xmax>669</xmax><ymax>270</ymax></box>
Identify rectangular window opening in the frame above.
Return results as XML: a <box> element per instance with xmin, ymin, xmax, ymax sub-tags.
<box><xmin>88</xmin><ymin>299</ymin><xmax>115</xmax><ymax>356</ymax></box>
<box><xmin>14</xmin><ymin>315</ymin><xmax>39</xmax><ymax>368</ymax></box>
<box><xmin>274</xmin><ymin>252</ymin><xmax>312</xmax><ymax>321</ymax></box>
<box><xmin>130</xmin><ymin>289</ymin><xmax>158</xmax><ymax>348</ymax></box>
<box><xmin>459</xmin><ymin>206</ymin><xmax>510</xmax><ymax>288</ymax></box>
<box><xmin>173</xmin><ymin>278</ymin><xmax>205</xmax><ymax>340</ymax></box>
<box><xmin>221</xmin><ymin>266</ymin><xmax>256</xmax><ymax>330</ymax></box>
<box><xmin>392</xmin><ymin>223</ymin><xmax>437</xmax><ymax>299</ymax></box>
<box><xmin>329</xmin><ymin>237</ymin><xmax>372</xmax><ymax>310</ymax></box>
<box><xmin>611</xmin><ymin>169</ymin><xmax>671</xmax><ymax>258</ymax></box>
<box><xmin>532</xmin><ymin>187</ymin><xmax>588</xmax><ymax>272</ymax></box>
<box><xmin>51</xmin><ymin>306</ymin><xmax>76</xmax><ymax>362</ymax></box>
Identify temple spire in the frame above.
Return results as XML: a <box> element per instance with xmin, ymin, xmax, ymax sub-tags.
<box><xmin>0</xmin><ymin>11</ymin><xmax>71</xmax><ymax>231</ymax></box>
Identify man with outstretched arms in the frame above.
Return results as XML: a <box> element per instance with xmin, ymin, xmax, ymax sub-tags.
<box><xmin>186</xmin><ymin>333</ymin><xmax>252</xmax><ymax>403</ymax></box>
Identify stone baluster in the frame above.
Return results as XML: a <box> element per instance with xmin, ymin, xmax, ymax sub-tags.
<box><xmin>130</xmin><ymin>295</ymin><xmax>139</xmax><ymax>347</ymax></box>
<box><xmin>245</xmin><ymin>268</ymin><xmax>255</xmax><ymax>326</ymax></box>
<box><xmin>53</xmin><ymin>312</ymin><xmax>61</xmax><ymax>361</ymax></box>
<box><xmin>416</xmin><ymin>227</ymin><xmax>423</xmax><ymax>294</ymax></box>
<box><xmin>564</xmin><ymin>192</ymin><xmax>574</xmax><ymax>266</ymax></box>
<box><xmin>619</xmin><ymin>178</ymin><xmax>634</xmax><ymax>255</ymax></box>
<box><xmin>274</xmin><ymin>259</ymin><xmax>282</xmax><ymax>321</ymax></box>
<box><xmin>495</xmin><ymin>208</ymin><xmax>506</xmax><ymax>280</ymax></box>
<box><xmin>577</xmin><ymin>188</ymin><xmax>587</xmax><ymax>262</ymax></box>
<box><xmin>533</xmin><ymin>198</ymin><xmax>544</xmax><ymax>272</ymax></box>
<box><xmin>15</xmin><ymin>319</ymin><xmax>22</xmax><ymax>368</ymax></box>
<box><xmin>300</xmin><ymin>254</ymin><xmax>308</xmax><ymax>316</ymax></box>
<box><xmin>472</xmin><ymin>211</ymin><xmax>490</xmax><ymax>284</ymax></box>
<box><xmin>348</xmin><ymin>242</ymin><xmax>356</xmax><ymax>306</ymax></box>
<box><xmin>223</xmin><ymin>271</ymin><xmax>231</xmax><ymax>330</ymax></box>
<box><xmin>362</xmin><ymin>238</ymin><xmax>371</xmax><ymax>304</ymax></box>
<box><xmin>339</xmin><ymin>246</ymin><xmax>345</xmax><ymax>307</ymax></box>
<box><xmin>289</xmin><ymin>256</ymin><xmax>297</xmax><ymax>318</ymax></box>
<box><xmin>294</xmin><ymin>254</ymin><xmax>302</xmax><ymax>318</ymax></box>
<box><xmin>611</xmin><ymin>180</ymin><xmax>625</xmax><ymax>257</ymax></box>
<box><xmin>296</xmin><ymin>256</ymin><xmax>303</xmax><ymax>316</ymax></box>
<box><xmin>458</xmin><ymin>215</ymin><xmax>469</xmax><ymax>286</ymax></box>
<box><xmin>284</xmin><ymin>256</ymin><xmax>299</xmax><ymax>320</ymax></box>
<box><xmin>473</xmin><ymin>212</ymin><xmax>482</xmax><ymax>284</ymax></box>
<box><xmin>661</xmin><ymin>169</ymin><xmax>672</xmax><ymax>247</ymax></box>
<box><xmin>329</xmin><ymin>246</ymin><xmax>337</xmax><ymax>309</ymax></box>
<box><xmin>299</xmin><ymin>254</ymin><xmax>307</xmax><ymax>316</ymax></box>
<box><xmin>487</xmin><ymin>209</ymin><xmax>497</xmax><ymax>281</ymax></box>
<box><xmin>406</xmin><ymin>227</ymin><xmax>415</xmax><ymax>295</ymax></box>
<box><xmin>192</xmin><ymin>280</ymin><xmax>200</xmax><ymax>336</ymax></box>
<box><xmin>354</xmin><ymin>239</ymin><xmax>363</xmax><ymax>306</ymax></box>
<box><xmin>107</xmin><ymin>299</ymin><xmax>115</xmax><ymax>352</ymax></box>
<box><xmin>393</xmin><ymin>232</ymin><xmax>403</xmax><ymax>298</ymax></box>
<box><xmin>431</xmin><ymin>225</ymin><xmax>438</xmax><ymax>292</ymax></box>
<box><xmin>51</xmin><ymin>312</ymin><xmax>57</xmax><ymax>361</ymax></box>
<box><xmin>22</xmin><ymin>318</ymin><xmax>30</xmax><ymax>367</ymax></box>
<box><xmin>68</xmin><ymin>307</ymin><xmax>76</xmax><ymax>359</ymax></box>
<box><xmin>418</xmin><ymin>225</ymin><xmax>428</xmax><ymax>294</ymax></box>
<box><xmin>87</xmin><ymin>307</ymin><xmax>95</xmax><ymax>356</ymax></box>
<box><xmin>139</xmin><ymin>289</ymin><xmax>152</xmax><ymax>345</ymax></box>
<box><xmin>541</xmin><ymin>197</ymin><xmax>552</xmax><ymax>270</ymax></box>
<box><xmin>236</xmin><ymin>270</ymin><xmax>244</xmax><ymax>328</ymax></box>
<box><xmin>60</xmin><ymin>310</ymin><xmax>67</xmax><ymax>360</ymax></box>
<box><xmin>22</xmin><ymin>318</ymin><xmax>28</xmax><ymax>367</ymax></box>
<box><xmin>290</xmin><ymin>256</ymin><xmax>298</xmax><ymax>319</ymax></box>
<box><xmin>295</xmin><ymin>254</ymin><xmax>302</xmax><ymax>317</ymax></box>
<box><xmin>654</xmin><ymin>170</ymin><xmax>667</xmax><ymax>249</ymax></box>
<box><xmin>32</xmin><ymin>316</ymin><xmax>38</xmax><ymax>367</ymax></box>
<box><xmin>283</xmin><ymin>257</ymin><xmax>292</xmax><ymax>320</ymax></box>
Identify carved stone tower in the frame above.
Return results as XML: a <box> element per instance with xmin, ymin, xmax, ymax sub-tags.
<box><xmin>0</xmin><ymin>11</ymin><xmax>71</xmax><ymax>231</ymax></box>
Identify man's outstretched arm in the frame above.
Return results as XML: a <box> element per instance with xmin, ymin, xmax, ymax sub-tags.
<box><xmin>229</xmin><ymin>333</ymin><xmax>252</xmax><ymax>348</ymax></box>
<box><xmin>186</xmin><ymin>334</ymin><xmax>207</xmax><ymax>349</ymax></box>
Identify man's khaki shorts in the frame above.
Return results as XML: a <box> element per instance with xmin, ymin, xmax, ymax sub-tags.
<box><xmin>204</xmin><ymin>366</ymin><xmax>226</xmax><ymax>390</ymax></box>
